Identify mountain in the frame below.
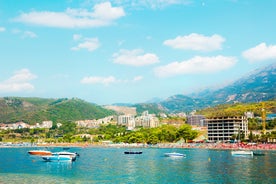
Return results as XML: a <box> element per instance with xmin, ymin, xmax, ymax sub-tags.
<box><xmin>0</xmin><ymin>97</ymin><xmax>116</xmax><ymax>124</ymax></box>
<box><xmin>135</xmin><ymin>63</ymin><xmax>276</xmax><ymax>113</ymax></box>
<box><xmin>194</xmin><ymin>63</ymin><xmax>276</xmax><ymax>105</ymax></box>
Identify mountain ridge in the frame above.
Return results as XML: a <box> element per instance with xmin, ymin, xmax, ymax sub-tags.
<box><xmin>133</xmin><ymin>63</ymin><xmax>276</xmax><ymax>113</ymax></box>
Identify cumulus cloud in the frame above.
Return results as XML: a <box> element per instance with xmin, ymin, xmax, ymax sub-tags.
<box><xmin>0</xmin><ymin>69</ymin><xmax>37</xmax><ymax>92</ymax></box>
<box><xmin>242</xmin><ymin>43</ymin><xmax>276</xmax><ymax>62</ymax></box>
<box><xmin>22</xmin><ymin>31</ymin><xmax>38</xmax><ymax>38</ymax></box>
<box><xmin>73</xmin><ymin>34</ymin><xmax>82</xmax><ymax>41</ymax></box>
<box><xmin>11</xmin><ymin>29</ymin><xmax>38</xmax><ymax>39</ymax></box>
<box><xmin>0</xmin><ymin>27</ymin><xmax>6</xmax><ymax>32</ymax></box>
<box><xmin>133</xmin><ymin>75</ymin><xmax>143</xmax><ymax>82</ymax></box>
<box><xmin>97</xmin><ymin>0</ymin><xmax>191</xmax><ymax>9</ymax></box>
<box><xmin>80</xmin><ymin>75</ymin><xmax>143</xmax><ymax>85</ymax></box>
<box><xmin>112</xmin><ymin>49</ymin><xmax>159</xmax><ymax>66</ymax></box>
<box><xmin>163</xmin><ymin>33</ymin><xmax>225</xmax><ymax>51</ymax></box>
<box><xmin>81</xmin><ymin>76</ymin><xmax>117</xmax><ymax>85</ymax></box>
<box><xmin>154</xmin><ymin>55</ymin><xmax>236</xmax><ymax>77</ymax></box>
<box><xmin>71</xmin><ymin>37</ymin><xmax>100</xmax><ymax>52</ymax></box>
<box><xmin>13</xmin><ymin>2</ymin><xmax>125</xmax><ymax>28</ymax></box>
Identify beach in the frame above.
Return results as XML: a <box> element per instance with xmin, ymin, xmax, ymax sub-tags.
<box><xmin>28</xmin><ymin>142</ymin><xmax>276</xmax><ymax>150</ymax></box>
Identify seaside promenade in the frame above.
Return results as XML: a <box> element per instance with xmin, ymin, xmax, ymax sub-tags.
<box><xmin>30</xmin><ymin>142</ymin><xmax>276</xmax><ymax>150</ymax></box>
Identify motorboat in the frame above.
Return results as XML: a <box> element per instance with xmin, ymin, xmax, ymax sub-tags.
<box><xmin>52</xmin><ymin>151</ymin><xmax>79</xmax><ymax>161</ymax></box>
<box><xmin>231</xmin><ymin>150</ymin><xmax>253</xmax><ymax>156</ymax></box>
<box><xmin>164</xmin><ymin>152</ymin><xmax>185</xmax><ymax>157</ymax></box>
<box><xmin>124</xmin><ymin>151</ymin><xmax>143</xmax><ymax>154</ymax></box>
<box><xmin>28</xmin><ymin>150</ymin><xmax>52</xmax><ymax>156</ymax></box>
<box><xmin>42</xmin><ymin>155</ymin><xmax>73</xmax><ymax>162</ymax></box>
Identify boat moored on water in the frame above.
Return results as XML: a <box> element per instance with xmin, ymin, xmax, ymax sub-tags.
<box><xmin>231</xmin><ymin>150</ymin><xmax>253</xmax><ymax>156</ymax></box>
<box><xmin>52</xmin><ymin>151</ymin><xmax>79</xmax><ymax>161</ymax></box>
<box><xmin>164</xmin><ymin>152</ymin><xmax>186</xmax><ymax>157</ymax></box>
<box><xmin>42</xmin><ymin>155</ymin><xmax>73</xmax><ymax>162</ymax></box>
<box><xmin>28</xmin><ymin>150</ymin><xmax>52</xmax><ymax>156</ymax></box>
<box><xmin>124</xmin><ymin>151</ymin><xmax>143</xmax><ymax>154</ymax></box>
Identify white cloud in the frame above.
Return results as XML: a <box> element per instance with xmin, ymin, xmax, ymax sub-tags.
<box><xmin>0</xmin><ymin>27</ymin><xmax>6</xmax><ymax>32</ymax></box>
<box><xmin>23</xmin><ymin>31</ymin><xmax>37</xmax><ymax>38</ymax></box>
<box><xmin>80</xmin><ymin>75</ymin><xmax>143</xmax><ymax>85</ymax></box>
<box><xmin>11</xmin><ymin>29</ymin><xmax>37</xmax><ymax>39</ymax></box>
<box><xmin>154</xmin><ymin>55</ymin><xmax>236</xmax><ymax>77</ymax></box>
<box><xmin>0</xmin><ymin>69</ymin><xmax>37</xmax><ymax>92</ymax></box>
<box><xmin>81</xmin><ymin>76</ymin><xmax>117</xmax><ymax>85</ymax></box>
<box><xmin>112</xmin><ymin>49</ymin><xmax>159</xmax><ymax>66</ymax></box>
<box><xmin>99</xmin><ymin>0</ymin><xmax>191</xmax><ymax>9</ymax></box>
<box><xmin>163</xmin><ymin>33</ymin><xmax>225</xmax><ymax>51</ymax></box>
<box><xmin>133</xmin><ymin>76</ymin><xmax>143</xmax><ymax>82</ymax></box>
<box><xmin>13</xmin><ymin>2</ymin><xmax>125</xmax><ymax>28</ymax></box>
<box><xmin>73</xmin><ymin>34</ymin><xmax>82</xmax><ymax>41</ymax></box>
<box><xmin>242</xmin><ymin>43</ymin><xmax>276</xmax><ymax>62</ymax></box>
<box><xmin>71</xmin><ymin>37</ymin><xmax>100</xmax><ymax>52</ymax></box>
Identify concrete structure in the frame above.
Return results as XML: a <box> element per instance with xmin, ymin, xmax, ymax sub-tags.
<box><xmin>117</xmin><ymin>115</ymin><xmax>135</xmax><ymax>130</ymax></box>
<box><xmin>187</xmin><ymin>115</ymin><xmax>206</xmax><ymax>127</ymax></box>
<box><xmin>135</xmin><ymin>111</ymin><xmax>159</xmax><ymax>128</ymax></box>
<box><xmin>206</xmin><ymin>116</ymin><xmax>249</xmax><ymax>142</ymax></box>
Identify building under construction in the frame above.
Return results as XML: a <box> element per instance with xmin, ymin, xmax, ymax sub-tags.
<box><xmin>206</xmin><ymin>116</ymin><xmax>249</xmax><ymax>142</ymax></box>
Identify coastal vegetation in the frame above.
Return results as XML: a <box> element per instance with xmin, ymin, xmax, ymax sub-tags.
<box><xmin>0</xmin><ymin>97</ymin><xmax>115</xmax><ymax>124</ymax></box>
<box><xmin>0</xmin><ymin>123</ymin><xmax>198</xmax><ymax>145</ymax></box>
<box><xmin>0</xmin><ymin>97</ymin><xmax>275</xmax><ymax>144</ymax></box>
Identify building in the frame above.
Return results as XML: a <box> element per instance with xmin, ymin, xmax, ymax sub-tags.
<box><xmin>206</xmin><ymin>116</ymin><xmax>249</xmax><ymax>142</ymax></box>
<box><xmin>135</xmin><ymin>111</ymin><xmax>159</xmax><ymax>128</ymax></box>
<box><xmin>117</xmin><ymin>115</ymin><xmax>135</xmax><ymax>130</ymax></box>
<box><xmin>187</xmin><ymin>115</ymin><xmax>206</xmax><ymax>127</ymax></box>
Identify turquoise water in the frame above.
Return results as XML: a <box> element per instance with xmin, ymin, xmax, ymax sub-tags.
<box><xmin>0</xmin><ymin>147</ymin><xmax>275</xmax><ymax>183</ymax></box>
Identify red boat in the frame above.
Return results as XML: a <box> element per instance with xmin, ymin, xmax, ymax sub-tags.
<box><xmin>28</xmin><ymin>150</ymin><xmax>52</xmax><ymax>156</ymax></box>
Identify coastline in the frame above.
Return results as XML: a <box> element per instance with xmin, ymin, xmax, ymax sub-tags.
<box><xmin>1</xmin><ymin>142</ymin><xmax>276</xmax><ymax>150</ymax></box>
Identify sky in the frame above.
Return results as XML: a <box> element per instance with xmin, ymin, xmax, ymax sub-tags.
<box><xmin>0</xmin><ymin>0</ymin><xmax>276</xmax><ymax>105</ymax></box>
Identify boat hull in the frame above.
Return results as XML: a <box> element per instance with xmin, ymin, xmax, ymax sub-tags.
<box><xmin>231</xmin><ymin>150</ymin><xmax>253</xmax><ymax>156</ymax></box>
<box><xmin>52</xmin><ymin>151</ymin><xmax>78</xmax><ymax>161</ymax></box>
<box><xmin>42</xmin><ymin>155</ymin><xmax>73</xmax><ymax>162</ymax></box>
<box><xmin>28</xmin><ymin>150</ymin><xmax>52</xmax><ymax>156</ymax></box>
<box><xmin>164</xmin><ymin>152</ymin><xmax>185</xmax><ymax>157</ymax></box>
<box><xmin>124</xmin><ymin>151</ymin><xmax>142</xmax><ymax>154</ymax></box>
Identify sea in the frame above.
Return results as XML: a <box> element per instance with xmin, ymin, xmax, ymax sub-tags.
<box><xmin>0</xmin><ymin>147</ymin><xmax>275</xmax><ymax>184</ymax></box>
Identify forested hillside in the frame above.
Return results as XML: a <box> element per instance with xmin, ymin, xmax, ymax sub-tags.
<box><xmin>0</xmin><ymin>97</ymin><xmax>116</xmax><ymax>124</ymax></box>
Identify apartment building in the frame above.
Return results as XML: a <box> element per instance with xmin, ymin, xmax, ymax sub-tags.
<box><xmin>187</xmin><ymin>115</ymin><xmax>206</xmax><ymax>127</ymax></box>
<box><xmin>206</xmin><ymin>116</ymin><xmax>249</xmax><ymax>142</ymax></box>
<box><xmin>117</xmin><ymin>114</ymin><xmax>135</xmax><ymax>130</ymax></box>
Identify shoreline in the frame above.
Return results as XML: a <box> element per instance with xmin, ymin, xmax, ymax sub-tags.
<box><xmin>1</xmin><ymin>142</ymin><xmax>275</xmax><ymax>150</ymax></box>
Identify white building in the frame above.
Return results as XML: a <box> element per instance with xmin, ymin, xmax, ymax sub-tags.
<box><xmin>117</xmin><ymin>115</ymin><xmax>135</xmax><ymax>130</ymax></box>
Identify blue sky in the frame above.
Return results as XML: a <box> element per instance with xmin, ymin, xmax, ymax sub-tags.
<box><xmin>0</xmin><ymin>0</ymin><xmax>276</xmax><ymax>105</ymax></box>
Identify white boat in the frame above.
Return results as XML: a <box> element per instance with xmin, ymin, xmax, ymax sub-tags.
<box><xmin>52</xmin><ymin>151</ymin><xmax>79</xmax><ymax>161</ymax></box>
<box><xmin>42</xmin><ymin>155</ymin><xmax>73</xmax><ymax>162</ymax></box>
<box><xmin>231</xmin><ymin>150</ymin><xmax>253</xmax><ymax>156</ymax></box>
<box><xmin>164</xmin><ymin>152</ymin><xmax>185</xmax><ymax>157</ymax></box>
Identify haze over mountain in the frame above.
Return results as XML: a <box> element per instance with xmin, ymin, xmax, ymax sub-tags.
<box><xmin>134</xmin><ymin>63</ymin><xmax>276</xmax><ymax>113</ymax></box>
<box><xmin>0</xmin><ymin>63</ymin><xmax>275</xmax><ymax>124</ymax></box>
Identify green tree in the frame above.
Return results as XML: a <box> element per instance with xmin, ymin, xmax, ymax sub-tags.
<box><xmin>176</xmin><ymin>124</ymin><xmax>198</xmax><ymax>143</ymax></box>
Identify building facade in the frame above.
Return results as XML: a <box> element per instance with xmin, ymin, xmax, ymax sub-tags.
<box><xmin>117</xmin><ymin>115</ymin><xmax>135</xmax><ymax>130</ymax></box>
<box><xmin>206</xmin><ymin>116</ymin><xmax>249</xmax><ymax>142</ymax></box>
<box><xmin>187</xmin><ymin>115</ymin><xmax>206</xmax><ymax>127</ymax></box>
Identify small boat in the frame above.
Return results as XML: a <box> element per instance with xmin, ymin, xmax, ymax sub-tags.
<box><xmin>28</xmin><ymin>150</ymin><xmax>52</xmax><ymax>156</ymax></box>
<box><xmin>124</xmin><ymin>151</ymin><xmax>143</xmax><ymax>154</ymax></box>
<box><xmin>52</xmin><ymin>151</ymin><xmax>79</xmax><ymax>161</ymax></box>
<box><xmin>42</xmin><ymin>155</ymin><xmax>73</xmax><ymax>162</ymax></box>
<box><xmin>253</xmin><ymin>152</ymin><xmax>265</xmax><ymax>156</ymax></box>
<box><xmin>164</xmin><ymin>152</ymin><xmax>185</xmax><ymax>157</ymax></box>
<box><xmin>231</xmin><ymin>150</ymin><xmax>253</xmax><ymax>156</ymax></box>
